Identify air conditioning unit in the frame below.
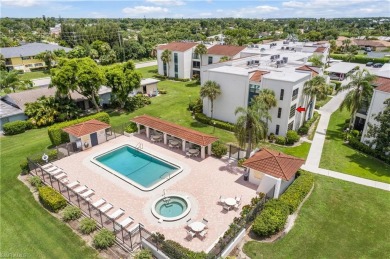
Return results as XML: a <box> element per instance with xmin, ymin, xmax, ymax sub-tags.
<box><xmin>283</xmin><ymin>57</ymin><xmax>288</xmax><ymax>63</ymax></box>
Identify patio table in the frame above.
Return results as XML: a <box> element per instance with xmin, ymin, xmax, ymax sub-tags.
<box><xmin>189</xmin><ymin>222</ymin><xmax>205</xmax><ymax>232</ymax></box>
<box><xmin>188</xmin><ymin>149</ymin><xmax>199</xmax><ymax>155</ymax></box>
<box><xmin>225</xmin><ymin>197</ymin><xmax>236</xmax><ymax>207</ymax></box>
<box><xmin>170</xmin><ymin>140</ymin><xmax>180</xmax><ymax>146</ymax></box>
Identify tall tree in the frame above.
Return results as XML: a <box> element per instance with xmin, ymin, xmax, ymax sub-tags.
<box><xmin>338</xmin><ymin>70</ymin><xmax>375</xmax><ymax>128</ymax></box>
<box><xmin>200</xmin><ymin>80</ymin><xmax>221</xmax><ymax>119</ymax></box>
<box><xmin>234</xmin><ymin>105</ymin><xmax>267</xmax><ymax>158</ymax></box>
<box><xmin>160</xmin><ymin>49</ymin><xmax>172</xmax><ymax>77</ymax></box>
<box><xmin>35</xmin><ymin>50</ymin><xmax>57</xmax><ymax>70</ymax></box>
<box><xmin>0</xmin><ymin>54</ymin><xmax>6</xmax><ymax>71</ymax></box>
<box><xmin>253</xmin><ymin>89</ymin><xmax>277</xmax><ymax>128</ymax></box>
<box><xmin>366</xmin><ymin>98</ymin><xmax>390</xmax><ymax>154</ymax></box>
<box><xmin>194</xmin><ymin>43</ymin><xmax>207</xmax><ymax>66</ymax></box>
<box><xmin>105</xmin><ymin>61</ymin><xmax>142</xmax><ymax>109</ymax></box>
<box><xmin>329</xmin><ymin>39</ymin><xmax>337</xmax><ymax>53</ymax></box>
<box><xmin>303</xmin><ymin>76</ymin><xmax>328</xmax><ymax>121</ymax></box>
<box><xmin>0</xmin><ymin>70</ymin><xmax>30</xmax><ymax>93</ymax></box>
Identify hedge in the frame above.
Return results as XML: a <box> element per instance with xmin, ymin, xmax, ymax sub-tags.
<box><xmin>194</xmin><ymin>113</ymin><xmax>235</xmax><ymax>132</ymax></box>
<box><xmin>3</xmin><ymin>120</ymin><xmax>27</xmax><ymax>135</ymax></box>
<box><xmin>161</xmin><ymin>240</ymin><xmax>207</xmax><ymax>259</ymax></box>
<box><xmin>38</xmin><ymin>186</ymin><xmax>67</xmax><ymax>212</ymax></box>
<box><xmin>286</xmin><ymin>130</ymin><xmax>300</xmax><ymax>145</ymax></box>
<box><xmin>298</xmin><ymin>111</ymin><xmax>320</xmax><ymax>135</ymax></box>
<box><xmin>348</xmin><ymin>137</ymin><xmax>390</xmax><ymax>164</ymax></box>
<box><xmin>330</xmin><ymin>54</ymin><xmax>390</xmax><ymax>64</ymax></box>
<box><xmin>275</xmin><ymin>136</ymin><xmax>286</xmax><ymax>145</ymax></box>
<box><xmin>47</xmin><ymin>112</ymin><xmax>110</xmax><ymax>146</ymax></box>
<box><xmin>330</xmin><ymin>80</ymin><xmax>342</xmax><ymax>92</ymax></box>
<box><xmin>211</xmin><ymin>141</ymin><xmax>228</xmax><ymax>158</ymax></box>
<box><xmin>251</xmin><ymin>199</ymin><xmax>289</xmax><ymax>237</ymax></box>
<box><xmin>279</xmin><ymin>170</ymin><xmax>314</xmax><ymax>214</ymax></box>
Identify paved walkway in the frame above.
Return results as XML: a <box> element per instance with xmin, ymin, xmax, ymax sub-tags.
<box><xmin>304</xmin><ymin>86</ymin><xmax>390</xmax><ymax>191</ymax></box>
<box><xmin>135</xmin><ymin>60</ymin><xmax>157</xmax><ymax>68</ymax></box>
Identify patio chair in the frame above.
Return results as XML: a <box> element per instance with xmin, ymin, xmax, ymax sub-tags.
<box><xmin>186</xmin><ymin>218</ymin><xmax>192</xmax><ymax>229</ymax></box>
<box><xmin>186</xmin><ymin>230</ymin><xmax>196</xmax><ymax>240</ymax></box>
<box><xmin>81</xmin><ymin>189</ymin><xmax>94</xmax><ymax>199</ymax></box>
<box><xmin>218</xmin><ymin>195</ymin><xmax>225</xmax><ymax>204</ymax></box>
<box><xmin>168</xmin><ymin>144</ymin><xmax>174</xmax><ymax>149</ymax></box>
<box><xmin>67</xmin><ymin>181</ymin><xmax>80</xmax><ymax>189</ymax></box>
<box><xmin>186</xmin><ymin>152</ymin><xmax>192</xmax><ymax>157</ymax></box>
<box><xmin>108</xmin><ymin>208</ymin><xmax>125</xmax><ymax>220</ymax></box>
<box><xmin>235</xmin><ymin>195</ymin><xmax>242</xmax><ymax>202</ymax></box>
<box><xmin>222</xmin><ymin>204</ymin><xmax>230</xmax><ymax>212</ymax></box>
<box><xmin>92</xmin><ymin>198</ymin><xmax>106</xmax><ymax>208</ymax></box>
<box><xmin>199</xmin><ymin>230</ymin><xmax>208</xmax><ymax>238</ymax></box>
<box><xmin>74</xmin><ymin>185</ymin><xmax>88</xmax><ymax>194</ymax></box>
<box><xmin>99</xmin><ymin>203</ymin><xmax>113</xmax><ymax>213</ymax></box>
<box><xmin>202</xmin><ymin>218</ymin><xmax>209</xmax><ymax>228</ymax></box>
<box><xmin>233</xmin><ymin>202</ymin><xmax>241</xmax><ymax>210</ymax></box>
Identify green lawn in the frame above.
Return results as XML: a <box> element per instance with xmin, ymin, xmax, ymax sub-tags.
<box><xmin>243</xmin><ymin>174</ymin><xmax>390</xmax><ymax>258</ymax></box>
<box><xmin>0</xmin><ymin>128</ymin><xmax>98</xmax><ymax>258</ymax></box>
<box><xmin>267</xmin><ymin>142</ymin><xmax>311</xmax><ymax>159</ymax></box>
<box><xmin>320</xmin><ymin>109</ymin><xmax>390</xmax><ymax>183</ymax></box>
<box><xmin>18</xmin><ymin>70</ymin><xmax>50</xmax><ymax>80</ymax></box>
<box><xmin>315</xmin><ymin>96</ymin><xmax>332</xmax><ymax>109</ymax></box>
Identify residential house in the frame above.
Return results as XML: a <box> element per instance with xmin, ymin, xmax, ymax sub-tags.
<box><xmin>353</xmin><ymin>39</ymin><xmax>388</xmax><ymax>51</ymax></box>
<box><xmin>0</xmin><ymin>100</ymin><xmax>28</xmax><ymax>131</ymax></box>
<box><xmin>0</xmin><ymin>43</ymin><xmax>72</xmax><ymax>72</ymax></box>
<box><xmin>49</xmin><ymin>24</ymin><xmax>62</xmax><ymax>37</ymax></box>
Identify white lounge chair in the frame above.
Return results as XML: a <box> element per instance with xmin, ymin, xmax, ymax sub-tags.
<box><xmin>186</xmin><ymin>230</ymin><xmax>195</xmax><ymax>239</ymax></box>
<box><xmin>222</xmin><ymin>204</ymin><xmax>230</xmax><ymax>212</ymax></box>
<box><xmin>119</xmin><ymin>216</ymin><xmax>134</xmax><ymax>228</ymax></box>
<box><xmin>235</xmin><ymin>195</ymin><xmax>242</xmax><ymax>202</ymax></box>
<box><xmin>41</xmin><ymin>163</ymin><xmax>54</xmax><ymax>170</ymax></box>
<box><xmin>100</xmin><ymin>203</ymin><xmax>113</xmax><ymax>213</ymax></box>
<box><xmin>108</xmin><ymin>208</ymin><xmax>125</xmax><ymax>220</ymax></box>
<box><xmin>48</xmin><ymin>168</ymin><xmax>63</xmax><ymax>176</ymax></box>
<box><xmin>67</xmin><ymin>181</ymin><xmax>80</xmax><ymax>189</ymax></box>
<box><xmin>54</xmin><ymin>172</ymin><xmax>67</xmax><ymax>180</ymax></box>
<box><xmin>92</xmin><ymin>198</ymin><xmax>106</xmax><ymax>208</ymax></box>
<box><xmin>199</xmin><ymin>230</ymin><xmax>207</xmax><ymax>238</ymax></box>
<box><xmin>81</xmin><ymin>189</ymin><xmax>94</xmax><ymax>198</ymax></box>
<box><xmin>233</xmin><ymin>202</ymin><xmax>241</xmax><ymax>210</ymax></box>
<box><xmin>74</xmin><ymin>185</ymin><xmax>88</xmax><ymax>194</ymax></box>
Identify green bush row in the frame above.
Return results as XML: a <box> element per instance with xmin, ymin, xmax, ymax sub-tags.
<box><xmin>348</xmin><ymin>137</ymin><xmax>390</xmax><ymax>164</ymax></box>
<box><xmin>251</xmin><ymin>199</ymin><xmax>289</xmax><ymax>237</ymax></box>
<box><xmin>330</xmin><ymin>80</ymin><xmax>342</xmax><ymax>92</ymax></box>
<box><xmin>194</xmin><ymin>113</ymin><xmax>235</xmax><ymax>132</ymax></box>
<box><xmin>279</xmin><ymin>170</ymin><xmax>314</xmax><ymax>214</ymax></box>
<box><xmin>38</xmin><ymin>186</ymin><xmax>67</xmax><ymax>212</ymax></box>
<box><xmin>330</xmin><ymin>54</ymin><xmax>390</xmax><ymax>64</ymax></box>
<box><xmin>298</xmin><ymin>112</ymin><xmax>320</xmax><ymax>135</ymax></box>
<box><xmin>161</xmin><ymin>240</ymin><xmax>207</xmax><ymax>259</ymax></box>
<box><xmin>211</xmin><ymin>141</ymin><xmax>228</xmax><ymax>158</ymax></box>
<box><xmin>3</xmin><ymin>120</ymin><xmax>33</xmax><ymax>135</ymax></box>
<box><xmin>47</xmin><ymin>112</ymin><xmax>110</xmax><ymax>146</ymax></box>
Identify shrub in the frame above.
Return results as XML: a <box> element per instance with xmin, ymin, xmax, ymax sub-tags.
<box><xmin>275</xmin><ymin>136</ymin><xmax>286</xmax><ymax>145</ymax></box>
<box><xmin>21</xmin><ymin>149</ymin><xmax>58</xmax><ymax>175</ymax></box>
<box><xmin>38</xmin><ymin>186</ymin><xmax>67</xmax><ymax>212</ymax></box>
<box><xmin>286</xmin><ymin>130</ymin><xmax>300</xmax><ymax>145</ymax></box>
<box><xmin>125</xmin><ymin>95</ymin><xmax>151</xmax><ymax>112</ymax></box>
<box><xmin>3</xmin><ymin>120</ymin><xmax>27</xmax><ymax>135</ymax></box>
<box><xmin>29</xmin><ymin>176</ymin><xmax>42</xmax><ymax>188</ymax></box>
<box><xmin>237</xmin><ymin>158</ymin><xmax>246</xmax><ymax>167</ymax></box>
<box><xmin>251</xmin><ymin>199</ymin><xmax>289</xmax><ymax>237</ymax></box>
<box><xmin>268</xmin><ymin>133</ymin><xmax>276</xmax><ymax>143</ymax></box>
<box><xmin>188</xmin><ymin>98</ymin><xmax>203</xmax><ymax>113</ymax></box>
<box><xmin>124</xmin><ymin>122</ymin><xmax>138</xmax><ymax>133</ymax></box>
<box><xmin>134</xmin><ymin>249</ymin><xmax>153</xmax><ymax>259</ymax></box>
<box><xmin>62</xmin><ymin>206</ymin><xmax>82</xmax><ymax>221</ymax></box>
<box><xmin>47</xmin><ymin>112</ymin><xmax>110</xmax><ymax>146</ymax></box>
<box><xmin>330</xmin><ymin>80</ymin><xmax>342</xmax><ymax>91</ymax></box>
<box><xmin>161</xmin><ymin>240</ymin><xmax>207</xmax><ymax>259</ymax></box>
<box><xmin>158</xmin><ymin>89</ymin><xmax>167</xmax><ymax>94</ymax></box>
<box><xmin>194</xmin><ymin>113</ymin><xmax>235</xmax><ymax>132</ymax></box>
<box><xmin>211</xmin><ymin>141</ymin><xmax>228</xmax><ymax>158</ymax></box>
<box><xmin>279</xmin><ymin>170</ymin><xmax>314</xmax><ymax>214</ymax></box>
<box><xmin>348</xmin><ymin>138</ymin><xmax>390</xmax><ymax>164</ymax></box>
<box><xmin>93</xmin><ymin>229</ymin><xmax>116</xmax><ymax>249</ymax></box>
<box><xmin>20</xmin><ymin>160</ymin><xmax>29</xmax><ymax>175</ymax></box>
<box><xmin>297</xmin><ymin>125</ymin><xmax>309</xmax><ymax>135</ymax></box>
<box><xmin>351</xmin><ymin>129</ymin><xmax>360</xmax><ymax>138</ymax></box>
<box><xmin>79</xmin><ymin>218</ymin><xmax>98</xmax><ymax>234</ymax></box>
<box><xmin>298</xmin><ymin>112</ymin><xmax>320</xmax><ymax>136</ymax></box>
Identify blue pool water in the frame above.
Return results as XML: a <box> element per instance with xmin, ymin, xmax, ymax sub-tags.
<box><xmin>94</xmin><ymin>145</ymin><xmax>179</xmax><ymax>189</ymax></box>
<box><xmin>155</xmin><ymin>197</ymin><xmax>187</xmax><ymax>218</ymax></box>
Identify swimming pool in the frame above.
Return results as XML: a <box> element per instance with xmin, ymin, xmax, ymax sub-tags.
<box><xmin>91</xmin><ymin>145</ymin><xmax>182</xmax><ymax>191</ymax></box>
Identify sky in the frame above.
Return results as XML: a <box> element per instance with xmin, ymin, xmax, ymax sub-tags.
<box><xmin>1</xmin><ymin>0</ymin><xmax>389</xmax><ymax>19</ymax></box>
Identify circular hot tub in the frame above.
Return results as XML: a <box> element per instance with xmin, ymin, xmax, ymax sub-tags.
<box><xmin>151</xmin><ymin>195</ymin><xmax>191</xmax><ymax>221</ymax></box>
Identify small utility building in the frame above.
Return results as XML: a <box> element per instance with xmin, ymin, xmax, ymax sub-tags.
<box><xmin>62</xmin><ymin>119</ymin><xmax>111</xmax><ymax>150</ymax></box>
<box><xmin>243</xmin><ymin>149</ymin><xmax>305</xmax><ymax>198</ymax></box>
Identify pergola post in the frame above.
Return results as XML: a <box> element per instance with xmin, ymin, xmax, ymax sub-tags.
<box><xmin>201</xmin><ymin>146</ymin><xmax>206</xmax><ymax>159</ymax></box>
<box><xmin>146</xmin><ymin>126</ymin><xmax>150</xmax><ymax>138</ymax></box>
<box><xmin>163</xmin><ymin>133</ymin><xmax>167</xmax><ymax>145</ymax></box>
<box><xmin>182</xmin><ymin>140</ymin><xmax>186</xmax><ymax>152</ymax></box>
<box><xmin>207</xmin><ymin>144</ymin><xmax>212</xmax><ymax>155</ymax></box>
<box><xmin>137</xmin><ymin>123</ymin><xmax>141</xmax><ymax>134</ymax></box>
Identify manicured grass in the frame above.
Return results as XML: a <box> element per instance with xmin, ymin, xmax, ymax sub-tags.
<box><xmin>267</xmin><ymin>142</ymin><xmax>311</xmax><ymax>159</ymax></box>
<box><xmin>315</xmin><ymin>96</ymin><xmax>332</xmax><ymax>109</ymax></box>
<box><xmin>0</xmin><ymin>128</ymin><xmax>98</xmax><ymax>258</ymax></box>
<box><xmin>135</xmin><ymin>66</ymin><xmax>159</xmax><ymax>79</ymax></box>
<box><xmin>243</xmin><ymin>174</ymin><xmax>390</xmax><ymax>258</ymax></box>
<box><xmin>320</xmin><ymin>109</ymin><xmax>390</xmax><ymax>183</ymax></box>
<box><xmin>18</xmin><ymin>70</ymin><xmax>50</xmax><ymax>80</ymax></box>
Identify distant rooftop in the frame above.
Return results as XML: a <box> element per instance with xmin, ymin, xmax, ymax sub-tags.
<box><xmin>0</xmin><ymin>100</ymin><xmax>24</xmax><ymax>118</ymax></box>
<box><xmin>262</xmin><ymin>69</ymin><xmax>310</xmax><ymax>82</ymax></box>
<box><xmin>157</xmin><ymin>42</ymin><xmax>197</xmax><ymax>52</ymax></box>
<box><xmin>207</xmin><ymin>45</ymin><xmax>246</xmax><ymax>57</ymax></box>
<box><xmin>208</xmin><ymin>66</ymin><xmax>253</xmax><ymax>76</ymax></box>
<box><xmin>0</xmin><ymin>43</ymin><xmax>72</xmax><ymax>59</ymax></box>
<box><xmin>325</xmin><ymin>62</ymin><xmax>358</xmax><ymax>74</ymax></box>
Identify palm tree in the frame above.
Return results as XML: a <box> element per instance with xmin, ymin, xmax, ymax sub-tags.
<box><xmin>345</xmin><ymin>52</ymin><xmax>355</xmax><ymax>63</ymax></box>
<box><xmin>329</xmin><ymin>40</ymin><xmax>337</xmax><ymax>53</ymax></box>
<box><xmin>0</xmin><ymin>70</ymin><xmax>27</xmax><ymax>93</ymax></box>
<box><xmin>194</xmin><ymin>43</ymin><xmax>207</xmax><ymax>65</ymax></box>
<box><xmin>200</xmin><ymin>80</ymin><xmax>221</xmax><ymax>119</ymax></box>
<box><xmin>338</xmin><ymin>69</ymin><xmax>375</xmax><ymax>128</ymax></box>
<box><xmin>342</xmin><ymin>39</ymin><xmax>351</xmax><ymax>52</ymax></box>
<box><xmin>253</xmin><ymin>89</ymin><xmax>277</xmax><ymax>129</ymax></box>
<box><xmin>160</xmin><ymin>49</ymin><xmax>172</xmax><ymax>77</ymax></box>
<box><xmin>35</xmin><ymin>51</ymin><xmax>57</xmax><ymax>70</ymax></box>
<box><xmin>308</xmin><ymin>54</ymin><xmax>324</xmax><ymax>68</ymax></box>
<box><xmin>234</xmin><ymin>105</ymin><xmax>267</xmax><ymax>158</ymax></box>
<box><xmin>303</xmin><ymin>76</ymin><xmax>328</xmax><ymax>121</ymax></box>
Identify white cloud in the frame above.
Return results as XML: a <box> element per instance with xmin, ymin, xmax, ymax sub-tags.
<box><xmin>1</xmin><ymin>0</ymin><xmax>41</xmax><ymax>7</ymax></box>
<box><xmin>229</xmin><ymin>5</ymin><xmax>279</xmax><ymax>17</ymax></box>
<box><xmin>90</xmin><ymin>11</ymin><xmax>108</xmax><ymax>18</ymax></box>
<box><xmin>122</xmin><ymin>6</ymin><xmax>168</xmax><ymax>16</ymax></box>
<box><xmin>145</xmin><ymin>0</ymin><xmax>185</xmax><ymax>6</ymax></box>
<box><xmin>199</xmin><ymin>12</ymin><xmax>212</xmax><ymax>17</ymax></box>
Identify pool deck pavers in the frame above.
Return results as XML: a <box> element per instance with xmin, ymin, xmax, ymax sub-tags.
<box><xmin>53</xmin><ymin>134</ymin><xmax>257</xmax><ymax>252</ymax></box>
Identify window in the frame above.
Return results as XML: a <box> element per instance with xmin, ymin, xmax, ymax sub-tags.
<box><xmin>277</xmin><ymin>108</ymin><xmax>282</xmax><ymax>118</ymax></box>
<box><xmin>280</xmin><ymin>89</ymin><xmax>284</xmax><ymax>100</ymax></box>
<box><xmin>21</xmin><ymin>56</ymin><xmax>31</xmax><ymax>60</ymax></box>
<box><xmin>290</xmin><ymin>104</ymin><xmax>296</xmax><ymax>118</ymax></box>
<box><xmin>174</xmin><ymin>64</ymin><xmax>178</xmax><ymax>78</ymax></box>
<box><xmin>208</xmin><ymin>56</ymin><xmax>213</xmax><ymax>65</ymax></box>
<box><xmin>174</xmin><ymin>53</ymin><xmax>178</xmax><ymax>63</ymax></box>
<box><xmin>288</xmin><ymin>121</ymin><xmax>294</xmax><ymax>130</ymax></box>
<box><xmin>292</xmin><ymin>88</ymin><xmax>299</xmax><ymax>101</ymax></box>
<box><xmin>249</xmin><ymin>84</ymin><xmax>260</xmax><ymax>94</ymax></box>
<box><xmin>276</xmin><ymin>125</ymin><xmax>280</xmax><ymax>135</ymax></box>
<box><xmin>163</xmin><ymin>63</ymin><xmax>167</xmax><ymax>75</ymax></box>
<box><xmin>192</xmin><ymin>53</ymin><xmax>200</xmax><ymax>59</ymax></box>
<box><xmin>192</xmin><ymin>61</ymin><xmax>200</xmax><ymax>69</ymax></box>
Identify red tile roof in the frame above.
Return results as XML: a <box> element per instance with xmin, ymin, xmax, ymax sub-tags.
<box><xmin>62</xmin><ymin>119</ymin><xmax>110</xmax><ymax>137</ymax></box>
<box><xmin>314</xmin><ymin>46</ymin><xmax>327</xmax><ymax>53</ymax></box>
<box><xmin>250</xmin><ymin>70</ymin><xmax>270</xmax><ymax>82</ymax></box>
<box><xmin>374</xmin><ymin>76</ymin><xmax>390</xmax><ymax>93</ymax></box>
<box><xmin>157</xmin><ymin>42</ymin><xmax>197</xmax><ymax>52</ymax></box>
<box><xmin>296</xmin><ymin>65</ymin><xmax>319</xmax><ymax>76</ymax></box>
<box><xmin>131</xmin><ymin>115</ymin><xmax>218</xmax><ymax>146</ymax></box>
<box><xmin>207</xmin><ymin>45</ymin><xmax>246</xmax><ymax>57</ymax></box>
<box><xmin>242</xmin><ymin>148</ymin><xmax>305</xmax><ymax>181</ymax></box>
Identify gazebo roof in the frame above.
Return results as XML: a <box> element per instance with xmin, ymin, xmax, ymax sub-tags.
<box><xmin>242</xmin><ymin>148</ymin><xmax>305</xmax><ymax>181</ymax></box>
<box><xmin>62</xmin><ymin>119</ymin><xmax>110</xmax><ymax>137</ymax></box>
<box><xmin>131</xmin><ymin>115</ymin><xmax>218</xmax><ymax>146</ymax></box>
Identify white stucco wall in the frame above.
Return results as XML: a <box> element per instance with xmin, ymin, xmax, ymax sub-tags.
<box><xmin>156</xmin><ymin>48</ymin><xmax>194</xmax><ymax>79</ymax></box>
<box><xmin>97</xmin><ymin>129</ymin><xmax>107</xmax><ymax>144</ymax></box>
<box><xmin>279</xmin><ymin>176</ymin><xmax>295</xmax><ymax>195</ymax></box>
